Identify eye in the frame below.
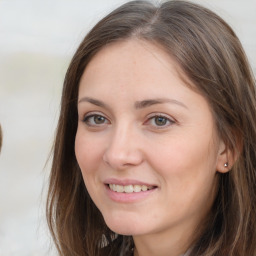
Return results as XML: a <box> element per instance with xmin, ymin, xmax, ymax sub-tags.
<box><xmin>146</xmin><ymin>114</ymin><xmax>175</xmax><ymax>128</ymax></box>
<box><xmin>83</xmin><ymin>113</ymin><xmax>109</xmax><ymax>126</ymax></box>
<box><xmin>154</xmin><ymin>116</ymin><xmax>169</xmax><ymax>126</ymax></box>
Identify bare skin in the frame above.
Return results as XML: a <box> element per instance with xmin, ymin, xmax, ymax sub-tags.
<box><xmin>75</xmin><ymin>39</ymin><xmax>229</xmax><ymax>256</ymax></box>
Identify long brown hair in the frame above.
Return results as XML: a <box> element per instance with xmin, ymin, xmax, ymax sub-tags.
<box><xmin>46</xmin><ymin>1</ymin><xmax>256</xmax><ymax>255</ymax></box>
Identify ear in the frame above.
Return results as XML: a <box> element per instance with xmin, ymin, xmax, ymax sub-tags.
<box><xmin>216</xmin><ymin>140</ymin><xmax>236</xmax><ymax>173</ymax></box>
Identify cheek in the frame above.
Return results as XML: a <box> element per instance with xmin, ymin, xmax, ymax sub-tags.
<box><xmin>148</xmin><ymin>132</ymin><xmax>218</xmax><ymax>192</ymax></box>
<box><xmin>148</xmin><ymin>138</ymin><xmax>218</xmax><ymax>220</ymax></box>
<box><xmin>75</xmin><ymin>131</ymin><xmax>103</xmax><ymax>175</ymax></box>
<box><xmin>75</xmin><ymin>131</ymin><xmax>105</xmax><ymax>205</ymax></box>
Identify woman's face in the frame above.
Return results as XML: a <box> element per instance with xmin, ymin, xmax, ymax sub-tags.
<box><xmin>75</xmin><ymin>40</ymin><xmax>226</xmax><ymax>242</ymax></box>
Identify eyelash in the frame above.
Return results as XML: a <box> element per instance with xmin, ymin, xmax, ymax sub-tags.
<box><xmin>145</xmin><ymin>114</ymin><xmax>175</xmax><ymax>129</ymax></box>
<box><xmin>82</xmin><ymin>113</ymin><xmax>175</xmax><ymax>129</ymax></box>
<box><xmin>82</xmin><ymin>113</ymin><xmax>109</xmax><ymax>127</ymax></box>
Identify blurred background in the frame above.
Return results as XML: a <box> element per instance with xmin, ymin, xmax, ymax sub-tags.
<box><xmin>0</xmin><ymin>0</ymin><xmax>255</xmax><ymax>255</ymax></box>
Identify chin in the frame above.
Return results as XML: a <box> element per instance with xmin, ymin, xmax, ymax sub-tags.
<box><xmin>103</xmin><ymin>213</ymin><xmax>149</xmax><ymax>236</ymax></box>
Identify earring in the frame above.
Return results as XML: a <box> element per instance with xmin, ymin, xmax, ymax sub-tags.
<box><xmin>224</xmin><ymin>162</ymin><xmax>228</xmax><ymax>168</ymax></box>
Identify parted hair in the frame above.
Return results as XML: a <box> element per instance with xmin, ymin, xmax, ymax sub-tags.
<box><xmin>46</xmin><ymin>1</ymin><xmax>256</xmax><ymax>255</ymax></box>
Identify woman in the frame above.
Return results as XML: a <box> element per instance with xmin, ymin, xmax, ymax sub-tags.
<box><xmin>46</xmin><ymin>1</ymin><xmax>256</xmax><ymax>255</ymax></box>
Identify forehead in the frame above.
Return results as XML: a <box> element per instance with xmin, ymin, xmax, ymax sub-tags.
<box><xmin>78</xmin><ymin>40</ymin><xmax>213</xmax><ymax>119</ymax></box>
<box><xmin>79</xmin><ymin>39</ymin><xmax>187</xmax><ymax>94</ymax></box>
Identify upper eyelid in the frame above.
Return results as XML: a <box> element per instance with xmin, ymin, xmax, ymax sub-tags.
<box><xmin>82</xmin><ymin>111</ymin><xmax>109</xmax><ymax>119</ymax></box>
<box><xmin>147</xmin><ymin>112</ymin><xmax>175</xmax><ymax>121</ymax></box>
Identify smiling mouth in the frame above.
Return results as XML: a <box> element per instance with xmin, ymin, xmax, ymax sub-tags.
<box><xmin>108</xmin><ymin>184</ymin><xmax>156</xmax><ymax>193</ymax></box>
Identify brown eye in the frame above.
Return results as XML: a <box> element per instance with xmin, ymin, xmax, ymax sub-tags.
<box><xmin>154</xmin><ymin>116</ymin><xmax>168</xmax><ymax>126</ymax></box>
<box><xmin>145</xmin><ymin>114</ymin><xmax>175</xmax><ymax>129</ymax></box>
<box><xmin>83</xmin><ymin>114</ymin><xmax>108</xmax><ymax>126</ymax></box>
<box><xmin>93</xmin><ymin>115</ymin><xmax>106</xmax><ymax>124</ymax></box>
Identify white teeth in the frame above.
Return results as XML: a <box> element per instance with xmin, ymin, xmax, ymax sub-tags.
<box><xmin>111</xmin><ymin>184</ymin><xmax>124</xmax><ymax>192</ymax></box>
<box><xmin>133</xmin><ymin>185</ymin><xmax>142</xmax><ymax>192</ymax></box>
<box><xmin>124</xmin><ymin>185</ymin><xmax>133</xmax><ymax>193</ymax></box>
<box><xmin>142</xmin><ymin>185</ymin><xmax>147</xmax><ymax>191</ymax></box>
<box><xmin>108</xmin><ymin>184</ymin><xmax>154</xmax><ymax>193</ymax></box>
<box><xmin>116</xmin><ymin>185</ymin><xmax>124</xmax><ymax>193</ymax></box>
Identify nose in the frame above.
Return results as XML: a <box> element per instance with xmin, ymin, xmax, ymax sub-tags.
<box><xmin>103</xmin><ymin>124</ymin><xmax>144</xmax><ymax>170</ymax></box>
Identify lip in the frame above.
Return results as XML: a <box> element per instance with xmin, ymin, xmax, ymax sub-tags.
<box><xmin>104</xmin><ymin>178</ymin><xmax>158</xmax><ymax>203</ymax></box>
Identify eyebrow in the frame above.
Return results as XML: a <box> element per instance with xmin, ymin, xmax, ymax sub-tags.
<box><xmin>134</xmin><ymin>98</ymin><xmax>188</xmax><ymax>109</ymax></box>
<box><xmin>78</xmin><ymin>97</ymin><xmax>188</xmax><ymax>110</ymax></box>
<box><xmin>78</xmin><ymin>97</ymin><xmax>108</xmax><ymax>108</ymax></box>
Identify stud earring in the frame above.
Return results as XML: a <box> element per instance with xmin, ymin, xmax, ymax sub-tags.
<box><xmin>224</xmin><ymin>162</ymin><xmax>228</xmax><ymax>167</ymax></box>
